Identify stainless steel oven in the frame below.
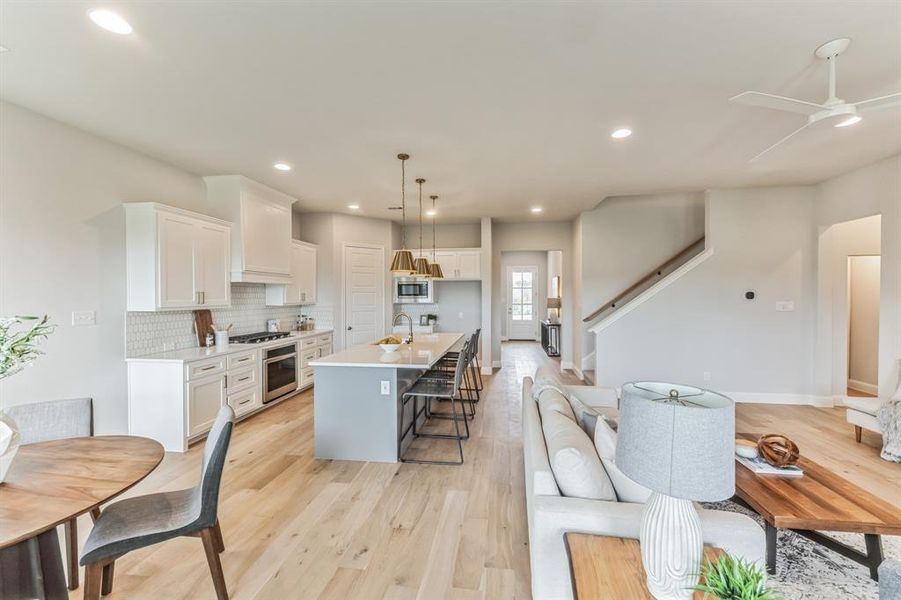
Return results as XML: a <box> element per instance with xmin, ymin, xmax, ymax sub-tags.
<box><xmin>263</xmin><ymin>342</ymin><xmax>297</xmax><ymax>403</ymax></box>
<box><xmin>394</xmin><ymin>277</ymin><xmax>434</xmax><ymax>304</ymax></box>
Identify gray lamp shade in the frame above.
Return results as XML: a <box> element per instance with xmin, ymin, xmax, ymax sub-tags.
<box><xmin>615</xmin><ymin>381</ymin><xmax>735</xmax><ymax>501</ymax></box>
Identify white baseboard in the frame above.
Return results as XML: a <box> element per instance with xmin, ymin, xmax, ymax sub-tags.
<box><xmin>847</xmin><ymin>379</ymin><xmax>878</xmax><ymax>396</ymax></box>
<box><xmin>491</xmin><ymin>360</ymin><xmax>502</xmax><ymax>369</ymax></box>
<box><xmin>726</xmin><ymin>391</ymin><xmax>834</xmax><ymax>408</ymax></box>
<box><xmin>581</xmin><ymin>352</ymin><xmax>596</xmax><ymax>373</ymax></box>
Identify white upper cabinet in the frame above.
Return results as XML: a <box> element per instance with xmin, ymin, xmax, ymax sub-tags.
<box><xmin>126</xmin><ymin>203</ymin><xmax>232</xmax><ymax>311</ymax></box>
<box><xmin>266</xmin><ymin>240</ymin><xmax>317</xmax><ymax>306</ymax></box>
<box><xmin>433</xmin><ymin>248</ymin><xmax>482</xmax><ymax>280</ymax></box>
<box><xmin>205</xmin><ymin>175</ymin><xmax>295</xmax><ymax>284</ymax></box>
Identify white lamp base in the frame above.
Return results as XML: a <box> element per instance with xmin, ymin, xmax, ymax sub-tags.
<box><xmin>639</xmin><ymin>491</ymin><xmax>703</xmax><ymax>600</ymax></box>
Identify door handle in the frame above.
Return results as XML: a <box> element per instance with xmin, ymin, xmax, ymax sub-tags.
<box><xmin>347</xmin><ymin>326</ymin><xmax>353</xmax><ymax>331</ymax></box>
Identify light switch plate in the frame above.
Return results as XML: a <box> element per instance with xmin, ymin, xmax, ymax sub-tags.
<box><xmin>380</xmin><ymin>380</ymin><xmax>391</xmax><ymax>395</ymax></box>
<box><xmin>775</xmin><ymin>301</ymin><xmax>795</xmax><ymax>312</ymax></box>
<box><xmin>71</xmin><ymin>310</ymin><xmax>96</xmax><ymax>326</ymax></box>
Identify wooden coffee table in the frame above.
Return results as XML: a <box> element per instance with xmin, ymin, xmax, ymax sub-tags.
<box><xmin>564</xmin><ymin>533</ymin><xmax>723</xmax><ymax>599</ymax></box>
<box><xmin>734</xmin><ymin>433</ymin><xmax>901</xmax><ymax>580</ymax></box>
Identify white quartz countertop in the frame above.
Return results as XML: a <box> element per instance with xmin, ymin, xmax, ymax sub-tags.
<box><xmin>310</xmin><ymin>332</ymin><xmax>464</xmax><ymax>369</ymax></box>
<box><xmin>126</xmin><ymin>329</ymin><xmax>334</xmax><ymax>363</ymax></box>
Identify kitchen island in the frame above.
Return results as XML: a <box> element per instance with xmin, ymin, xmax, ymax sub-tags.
<box><xmin>309</xmin><ymin>332</ymin><xmax>464</xmax><ymax>463</ymax></box>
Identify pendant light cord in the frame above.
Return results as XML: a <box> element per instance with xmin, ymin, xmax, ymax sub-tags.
<box><xmin>431</xmin><ymin>195</ymin><xmax>438</xmax><ymax>257</ymax></box>
<box><xmin>418</xmin><ymin>180</ymin><xmax>424</xmax><ymax>256</ymax></box>
<box><xmin>401</xmin><ymin>157</ymin><xmax>407</xmax><ymax>249</ymax></box>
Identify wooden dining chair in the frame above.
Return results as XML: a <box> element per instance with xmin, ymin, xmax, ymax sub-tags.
<box><xmin>79</xmin><ymin>405</ymin><xmax>235</xmax><ymax>600</ymax></box>
<box><xmin>6</xmin><ymin>397</ymin><xmax>95</xmax><ymax>590</ymax></box>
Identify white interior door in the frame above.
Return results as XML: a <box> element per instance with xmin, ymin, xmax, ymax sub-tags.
<box><xmin>507</xmin><ymin>266</ymin><xmax>539</xmax><ymax>340</ymax></box>
<box><xmin>343</xmin><ymin>245</ymin><xmax>385</xmax><ymax>348</ymax></box>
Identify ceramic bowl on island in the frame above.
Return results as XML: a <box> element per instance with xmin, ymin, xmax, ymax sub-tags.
<box><xmin>377</xmin><ymin>336</ymin><xmax>403</xmax><ymax>353</ymax></box>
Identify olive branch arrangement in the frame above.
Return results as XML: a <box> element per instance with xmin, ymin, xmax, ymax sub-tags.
<box><xmin>0</xmin><ymin>316</ymin><xmax>55</xmax><ymax>381</ymax></box>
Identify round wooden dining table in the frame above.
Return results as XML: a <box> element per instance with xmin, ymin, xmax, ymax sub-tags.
<box><xmin>0</xmin><ymin>436</ymin><xmax>164</xmax><ymax>600</ymax></box>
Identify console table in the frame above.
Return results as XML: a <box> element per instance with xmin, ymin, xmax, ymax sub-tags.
<box><xmin>540</xmin><ymin>320</ymin><xmax>561</xmax><ymax>357</ymax></box>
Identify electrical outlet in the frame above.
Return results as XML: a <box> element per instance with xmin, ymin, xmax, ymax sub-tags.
<box><xmin>380</xmin><ymin>380</ymin><xmax>391</xmax><ymax>395</ymax></box>
<box><xmin>703</xmin><ymin>371</ymin><xmax>711</xmax><ymax>382</ymax></box>
<box><xmin>775</xmin><ymin>301</ymin><xmax>795</xmax><ymax>312</ymax></box>
<box><xmin>71</xmin><ymin>310</ymin><xmax>96</xmax><ymax>326</ymax></box>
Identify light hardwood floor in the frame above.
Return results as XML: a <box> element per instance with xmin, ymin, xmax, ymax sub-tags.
<box><xmin>68</xmin><ymin>342</ymin><xmax>897</xmax><ymax>599</ymax></box>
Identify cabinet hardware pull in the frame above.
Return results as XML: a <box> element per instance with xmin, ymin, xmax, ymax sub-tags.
<box><xmin>200</xmin><ymin>365</ymin><xmax>217</xmax><ymax>371</ymax></box>
<box><xmin>238</xmin><ymin>398</ymin><xmax>251</xmax><ymax>405</ymax></box>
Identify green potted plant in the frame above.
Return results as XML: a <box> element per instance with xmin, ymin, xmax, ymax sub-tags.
<box><xmin>694</xmin><ymin>554</ymin><xmax>781</xmax><ymax>600</ymax></box>
<box><xmin>0</xmin><ymin>315</ymin><xmax>55</xmax><ymax>482</ymax></box>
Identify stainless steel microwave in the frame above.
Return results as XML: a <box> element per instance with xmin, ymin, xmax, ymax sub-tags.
<box><xmin>394</xmin><ymin>277</ymin><xmax>434</xmax><ymax>303</ymax></box>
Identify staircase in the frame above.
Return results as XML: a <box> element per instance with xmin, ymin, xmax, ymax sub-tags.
<box><xmin>583</xmin><ymin>236</ymin><xmax>707</xmax><ymax>327</ymax></box>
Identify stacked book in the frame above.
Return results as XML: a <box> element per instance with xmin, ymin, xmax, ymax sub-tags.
<box><xmin>736</xmin><ymin>455</ymin><xmax>804</xmax><ymax>477</ymax></box>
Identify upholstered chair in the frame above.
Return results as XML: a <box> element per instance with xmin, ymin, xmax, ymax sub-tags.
<box><xmin>79</xmin><ymin>405</ymin><xmax>235</xmax><ymax>600</ymax></box>
<box><xmin>6</xmin><ymin>398</ymin><xmax>94</xmax><ymax>590</ymax></box>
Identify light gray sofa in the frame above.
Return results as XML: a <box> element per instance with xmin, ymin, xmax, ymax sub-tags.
<box><xmin>522</xmin><ymin>377</ymin><xmax>765</xmax><ymax>600</ymax></box>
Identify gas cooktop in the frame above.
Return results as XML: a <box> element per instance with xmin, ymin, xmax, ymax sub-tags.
<box><xmin>229</xmin><ymin>331</ymin><xmax>292</xmax><ymax>344</ymax></box>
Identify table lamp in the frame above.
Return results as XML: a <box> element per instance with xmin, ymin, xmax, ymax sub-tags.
<box><xmin>546</xmin><ymin>297</ymin><xmax>561</xmax><ymax>323</ymax></box>
<box><xmin>615</xmin><ymin>382</ymin><xmax>735</xmax><ymax>600</ymax></box>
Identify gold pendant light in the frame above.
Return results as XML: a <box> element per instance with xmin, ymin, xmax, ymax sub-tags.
<box><xmin>413</xmin><ymin>178</ymin><xmax>432</xmax><ymax>277</ymax></box>
<box><xmin>390</xmin><ymin>153</ymin><xmax>416</xmax><ymax>275</ymax></box>
<box><xmin>428</xmin><ymin>194</ymin><xmax>444</xmax><ymax>279</ymax></box>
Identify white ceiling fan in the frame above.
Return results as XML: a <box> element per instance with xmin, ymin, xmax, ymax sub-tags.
<box><xmin>730</xmin><ymin>38</ymin><xmax>901</xmax><ymax>162</ymax></box>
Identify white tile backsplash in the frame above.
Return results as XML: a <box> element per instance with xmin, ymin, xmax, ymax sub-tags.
<box><xmin>127</xmin><ymin>283</ymin><xmax>334</xmax><ymax>357</ymax></box>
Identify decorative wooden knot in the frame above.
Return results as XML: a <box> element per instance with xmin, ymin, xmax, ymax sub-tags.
<box><xmin>757</xmin><ymin>434</ymin><xmax>800</xmax><ymax>467</ymax></box>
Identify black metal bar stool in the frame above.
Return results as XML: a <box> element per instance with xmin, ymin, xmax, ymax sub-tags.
<box><xmin>398</xmin><ymin>339</ymin><xmax>471</xmax><ymax>465</ymax></box>
<box><xmin>418</xmin><ymin>332</ymin><xmax>478</xmax><ymax>419</ymax></box>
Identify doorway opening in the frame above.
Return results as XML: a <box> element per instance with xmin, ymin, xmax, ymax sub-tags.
<box><xmin>847</xmin><ymin>255</ymin><xmax>880</xmax><ymax>397</ymax></box>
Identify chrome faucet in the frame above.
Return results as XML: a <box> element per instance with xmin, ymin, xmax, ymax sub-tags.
<box><xmin>392</xmin><ymin>312</ymin><xmax>414</xmax><ymax>344</ymax></box>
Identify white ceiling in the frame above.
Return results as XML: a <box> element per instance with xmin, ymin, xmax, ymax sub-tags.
<box><xmin>2</xmin><ymin>1</ymin><xmax>900</xmax><ymax>223</ymax></box>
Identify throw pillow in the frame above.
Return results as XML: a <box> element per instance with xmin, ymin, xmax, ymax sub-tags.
<box><xmin>538</xmin><ymin>389</ymin><xmax>576</xmax><ymax>423</ymax></box>
<box><xmin>593</xmin><ymin>417</ymin><xmax>652</xmax><ymax>504</ymax></box>
<box><xmin>541</xmin><ymin>410</ymin><xmax>616</xmax><ymax>501</ymax></box>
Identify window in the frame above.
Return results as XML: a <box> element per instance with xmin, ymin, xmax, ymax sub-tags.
<box><xmin>511</xmin><ymin>270</ymin><xmax>533</xmax><ymax>321</ymax></box>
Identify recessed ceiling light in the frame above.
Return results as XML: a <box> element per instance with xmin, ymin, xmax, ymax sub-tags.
<box><xmin>88</xmin><ymin>9</ymin><xmax>133</xmax><ymax>35</ymax></box>
<box><xmin>0</xmin><ymin>46</ymin><xmax>8</xmax><ymax>53</ymax></box>
<box><xmin>347</xmin><ymin>203</ymin><xmax>360</xmax><ymax>210</ymax></box>
<box><xmin>531</xmin><ymin>207</ymin><xmax>543</xmax><ymax>214</ymax></box>
<box><xmin>611</xmin><ymin>128</ymin><xmax>632</xmax><ymax>139</ymax></box>
<box><xmin>426</xmin><ymin>209</ymin><xmax>437</xmax><ymax>217</ymax></box>
<box><xmin>835</xmin><ymin>115</ymin><xmax>861</xmax><ymax>128</ymax></box>
<box><xmin>273</xmin><ymin>163</ymin><xmax>292</xmax><ymax>171</ymax></box>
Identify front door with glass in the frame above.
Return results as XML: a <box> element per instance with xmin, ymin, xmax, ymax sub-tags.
<box><xmin>507</xmin><ymin>266</ymin><xmax>539</xmax><ymax>340</ymax></box>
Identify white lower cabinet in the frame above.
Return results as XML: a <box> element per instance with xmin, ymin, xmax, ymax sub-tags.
<box><xmin>227</xmin><ymin>387</ymin><xmax>262</xmax><ymax>418</ymax></box>
<box><xmin>127</xmin><ymin>331</ymin><xmax>332</xmax><ymax>452</ymax></box>
<box><xmin>187</xmin><ymin>373</ymin><xmax>227</xmax><ymax>438</ymax></box>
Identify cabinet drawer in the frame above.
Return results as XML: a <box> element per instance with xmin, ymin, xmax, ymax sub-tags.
<box><xmin>317</xmin><ymin>334</ymin><xmax>332</xmax><ymax>345</ymax></box>
<box><xmin>300</xmin><ymin>366</ymin><xmax>315</xmax><ymax>385</ymax></box>
<box><xmin>316</xmin><ymin>344</ymin><xmax>333</xmax><ymax>358</ymax></box>
<box><xmin>226</xmin><ymin>365</ymin><xmax>258</xmax><ymax>394</ymax></box>
<box><xmin>300</xmin><ymin>347</ymin><xmax>319</xmax><ymax>367</ymax></box>
<box><xmin>227</xmin><ymin>349</ymin><xmax>258</xmax><ymax>370</ymax></box>
<box><xmin>301</xmin><ymin>336</ymin><xmax>319</xmax><ymax>348</ymax></box>
<box><xmin>227</xmin><ymin>387</ymin><xmax>261</xmax><ymax>417</ymax></box>
<box><xmin>187</xmin><ymin>357</ymin><xmax>226</xmax><ymax>380</ymax></box>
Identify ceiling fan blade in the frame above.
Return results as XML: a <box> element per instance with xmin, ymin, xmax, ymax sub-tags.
<box><xmin>854</xmin><ymin>92</ymin><xmax>901</xmax><ymax>113</ymax></box>
<box><xmin>749</xmin><ymin>123</ymin><xmax>810</xmax><ymax>162</ymax></box>
<box><xmin>730</xmin><ymin>91</ymin><xmax>827</xmax><ymax>116</ymax></box>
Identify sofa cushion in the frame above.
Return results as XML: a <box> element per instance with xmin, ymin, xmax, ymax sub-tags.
<box><xmin>845</xmin><ymin>396</ymin><xmax>883</xmax><ymax>415</ymax></box>
<box><xmin>538</xmin><ymin>389</ymin><xmax>576</xmax><ymax>423</ymax></box>
<box><xmin>541</xmin><ymin>411</ymin><xmax>616</xmax><ymax>501</ymax></box>
<box><xmin>593</xmin><ymin>417</ymin><xmax>652</xmax><ymax>504</ymax></box>
<box><xmin>532</xmin><ymin>367</ymin><xmax>569</xmax><ymax>401</ymax></box>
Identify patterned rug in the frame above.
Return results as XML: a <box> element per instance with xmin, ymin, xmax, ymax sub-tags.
<box><xmin>703</xmin><ymin>500</ymin><xmax>900</xmax><ymax>599</ymax></box>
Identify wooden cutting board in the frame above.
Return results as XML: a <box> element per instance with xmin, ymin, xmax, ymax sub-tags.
<box><xmin>193</xmin><ymin>309</ymin><xmax>213</xmax><ymax>347</ymax></box>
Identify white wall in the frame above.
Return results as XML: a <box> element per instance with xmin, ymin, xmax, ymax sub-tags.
<box><xmin>295</xmin><ymin>212</ymin><xmax>395</xmax><ymax>350</ymax></box>
<box><xmin>491</xmin><ymin>221</ymin><xmax>573</xmax><ymax>368</ymax></box>
<box><xmin>0</xmin><ymin>101</ymin><xmax>207</xmax><ymax>433</ymax></box>
<box><xmin>848</xmin><ymin>255</ymin><xmax>880</xmax><ymax>392</ymax></box>
<box><xmin>815</xmin><ymin>155</ymin><xmax>901</xmax><ymax>398</ymax></box>
<box><xmin>431</xmin><ymin>280</ymin><xmax>482</xmax><ymax>334</ymax></box>
<box><xmin>403</xmin><ymin>222</ymin><xmax>481</xmax><ymax>249</ymax></box>
<box><xmin>594</xmin><ymin>186</ymin><xmax>819</xmax><ymax>401</ymax></box>
<box><xmin>572</xmin><ymin>216</ymin><xmax>584</xmax><ymax>374</ymax></box>
<box><xmin>500</xmin><ymin>251</ymin><xmax>548</xmax><ymax>340</ymax></box>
